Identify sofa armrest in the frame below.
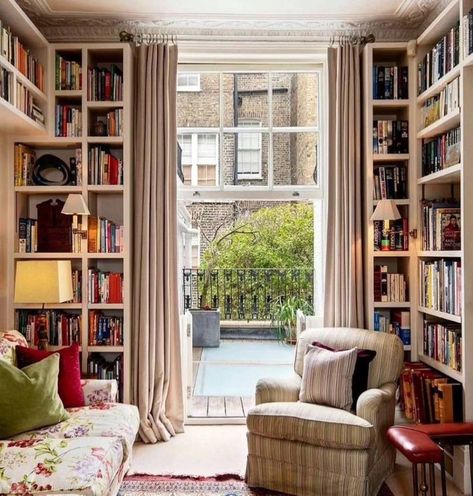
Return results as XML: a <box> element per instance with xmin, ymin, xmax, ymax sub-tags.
<box><xmin>255</xmin><ymin>373</ymin><xmax>301</xmax><ymax>405</ymax></box>
<box><xmin>81</xmin><ymin>379</ymin><xmax>118</xmax><ymax>405</ymax></box>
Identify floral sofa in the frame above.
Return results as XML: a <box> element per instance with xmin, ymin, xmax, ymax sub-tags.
<box><xmin>0</xmin><ymin>330</ymin><xmax>140</xmax><ymax>496</ymax></box>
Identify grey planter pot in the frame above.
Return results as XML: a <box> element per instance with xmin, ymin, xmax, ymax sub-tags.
<box><xmin>190</xmin><ymin>309</ymin><xmax>221</xmax><ymax>348</ymax></box>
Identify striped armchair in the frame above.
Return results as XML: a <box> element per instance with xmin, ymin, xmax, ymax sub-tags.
<box><xmin>246</xmin><ymin>327</ymin><xmax>404</xmax><ymax>496</ymax></box>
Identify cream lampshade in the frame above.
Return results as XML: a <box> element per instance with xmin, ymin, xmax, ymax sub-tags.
<box><xmin>62</xmin><ymin>194</ymin><xmax>90</xmax><ymax>216</ymax></box>
<box><xmin>370</xmin><ymin>199</ymin><xmax>401</xmax><ymax>221</ymax></box>
<box><xmin>14</xmin><ymin>260</ymin><xmax>74</xmax><ymax>350</ymax></box>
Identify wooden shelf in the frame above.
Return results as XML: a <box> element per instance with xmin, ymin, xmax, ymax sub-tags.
<box><xmin>373</xmin><ymin>251</ymin><xmax>410</xmax><ymax>257</ymax></box>
<box><xmin>88</xmin><ymin>303</ymin><xmax>124</xmax><ymax>310</ymax></box>
<box><xmin>417</xmin><ymin>0</ymin><xmax>459</xmax><ymax>46</ymax></box>
<box><xmin>373</xmin><ymin>302</ymin><xmax>411</xmax><ymax>308</ymax></box>
<box><xmin>55</xmin><ymin>90</ymin><xmax>83</xmax><ymax>98</ymax></box>
<box><xmin>86</xmin><ymin>101</ymin><xmax>123</xmax><ymax>108</ymax></box>
<box><xmin>87</xmin><ymin>253</ymin><xmax>124</xmax><ymax>259</ymax></box>
<box><xmin>372</xmin><ymin>153</ymin><xmax>409</xmax><ymax>162</ymax></box>
<box><xmin>418</xmin><ymin>250</ymin><xmax>462</xmax><ymax>258</ymax></box>
<box><xmin>463</xmin><ymin>52</ymin><xmax>473</xmax><ymax>68</ymax></box>
<box><xmin>417</xmin><ymin>108</ymin><xmax>461</xmax><ymax>139</ymax></box>
<box><xmin>88</xmin><ymin>185</ymin><xmax>124</xmax><ymax>193</ymax></box>
<box><xmin>88</xmin><ymin>346</ymin><xmax>124</xmax><ymax>353</ymax></box>
<box><xmin>14</xmin><ymin>303</ymin><xmax>82</xmax><ymax>310</ymax></box>
<box><xmin>15</xmin><ymin>185</ymin><xmax>83</xmax><ymax>194</ymax></box>
<box><xmin>14</xmin><ymin>252</ymin><xmax>83</xmax><ymax>259</ymax></box>
<box><xmin>418</xmin><ymin>354</ymin><xmax>463</xmax><ymax>383</ymax></box>
<box><xmin>372</xmin><ymin>99</ymin><xmax>409</xmax><ymax>108</ymax></box>
<box><xmin>0</xmin><ymin>96</ymin><xmax>47</xmax><ymax>136</ymax></box>
<box><xmin>87</xmin><ymin>136</ymin><xmax>123</xmax><ymax>144</ymax></box>
<box><xmin>416</xmin><ymin>65</ymin><xmax>461</xmax><ymax>104</ymax></box>
<box><xmin>0</xmin><ymin>56</ymin><xmax>47</xmax><ymax>102</ymax></box>
<box><xmin>418</xmin><ymin>306</ymin><xmax>461</xmax><ymax>323</ymax></box>
<box><xmin>417</xmin><ymin>163</ymin><xmax>461</xmax><ymax>185</ymax></box>
<box><xmin>372</xmin><ymin>199</ymin><xmax>410</xmax><ymax>206</ymax></box>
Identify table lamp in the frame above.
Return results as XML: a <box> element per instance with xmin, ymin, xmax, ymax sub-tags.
<box><xmin>14</xmin><ymin>260</ymin><xmax>73</xmax><ymax>350</ymax></box>
<box><xmin>62</xmin><ymin>194</ymin><xmax>90</xmax><ymax>252</ymax></box>
<box><xmin>371</xmin><ymin>199</ymin><xmax>401</xmax><ymax>251</ymax></box>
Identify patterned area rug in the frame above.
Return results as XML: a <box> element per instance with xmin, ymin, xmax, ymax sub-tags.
<box><xmin>119</xmin><ymin>475</ymin><xmax>395</xmax><ymax>495</ymax></box>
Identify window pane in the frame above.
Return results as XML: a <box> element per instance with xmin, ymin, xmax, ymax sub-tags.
<box><xmin>223</xmin><ymin>73</ymin><xmax>269</xmax><ymax>127</ymax></box>
<box><xmin>223</xmin><ymin>132</ymin><xmax>268</xmax><ymax>185</ymax></box>
<box><xmin>197</xmin><ymin>164</ymin><xmax>217</xmax><ymax>186</ymax></box>
<box><xmin>183</xmin><ymin>165</ymin><xmax>192</xmax><ymax>185</ymax></box>
<box><xmin>272</xmin><ymin>73</ymin><xmax>319</xmax><ymax>128</ymax></box>
<box><xmin>177</xmin><ymin>72</ymin><xmax>219</xmax><ymax>127</ymax></box>
<box><xmin>197</xmin><ymin>134</ymin><xmax>217</xmax><ymax>163</ymax></box>
<box><xmin>273</xmin><ymin>132</ymin><xmax>318</xmax><ymax>186</ymax></box>
<box><xmin>178</xmin><ymin>134</ymin><xmax>193</xmax><ymax>164</ymax></box>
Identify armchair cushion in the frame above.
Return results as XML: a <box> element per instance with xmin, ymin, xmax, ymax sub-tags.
<box><xmin>255</xmin><ymin>373</ymin><xmax>301</xmax><ymax>405</ymax></box>
<box><xmin>247</xmin><ymin>401</ymin><xmax>374</xmax><ymax>450</ymax></box>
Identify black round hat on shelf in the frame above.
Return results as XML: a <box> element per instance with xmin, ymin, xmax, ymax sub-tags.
<box><xmin>32</xmin><ymin>154</ymin><xmax>72</xmax><ymax>186</ymax></box>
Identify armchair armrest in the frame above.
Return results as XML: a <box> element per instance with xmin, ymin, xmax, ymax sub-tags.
<box><xmin>81</xmin><ymin>379</ymin><xmax>118</xmax><ymax>405</ymax></box>
<box><xmin>255</xmin><ymin>373</ymin><xmax>301</xmax><ymax>405</ymax></box>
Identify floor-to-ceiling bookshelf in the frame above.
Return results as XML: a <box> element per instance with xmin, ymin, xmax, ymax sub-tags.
<box><xmin>6</xmin><ymin>42</ymin><xmax>132</xmax><ymax>403</ymax></box>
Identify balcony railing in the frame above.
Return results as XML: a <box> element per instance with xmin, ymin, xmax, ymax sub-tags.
<box><xmin>182</xmin><ymin>268</ymin><xmax>314</xmax><ymax>321</ymax></box>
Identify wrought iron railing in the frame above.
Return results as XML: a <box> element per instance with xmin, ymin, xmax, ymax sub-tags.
<box><xmin>182</xmin><ymin>268</ymin><xmax>314</xmax><ymax>321</ymax></box>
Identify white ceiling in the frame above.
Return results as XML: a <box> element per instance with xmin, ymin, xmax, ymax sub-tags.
<box><xmin>31</xmin><ymin>0</ymin><xmax>419</xmax><ymax>20</ymax></box>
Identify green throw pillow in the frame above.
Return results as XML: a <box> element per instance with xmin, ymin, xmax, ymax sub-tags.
<box><xmin>0</xmin><ymin>353</ymin><xmax>69</xmax><ymax>438</ymax></box>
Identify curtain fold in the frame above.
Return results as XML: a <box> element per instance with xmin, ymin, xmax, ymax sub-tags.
<box><xmin>324</xmin><ymin>44</ymin><xmax>365</xmax><ymax>328</ymax></box>
<box><xmin>132</xmin><ymin>43</ymin><xmax>184</xmax><ymax>443</ymax></box>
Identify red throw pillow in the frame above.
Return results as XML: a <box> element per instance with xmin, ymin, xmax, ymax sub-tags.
<box><xmin>16</xmin><ymin>343</ymin><xmax>85</xmax><ymax>408</ymax></box>
<box><xmin>312</xmin><ymin>341</ymin><xmax>376</xmax><ymax>411</ymax></box>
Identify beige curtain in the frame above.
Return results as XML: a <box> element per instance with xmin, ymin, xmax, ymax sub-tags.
<box><xmin>324</xmin><ymin>44</ymin><xmax>364</xmax><ymax>328</ymax></box>
<box><xmin>132</xmin><ymin>43</ymin><xmax>184</xmax><ymax>443</ymax></box>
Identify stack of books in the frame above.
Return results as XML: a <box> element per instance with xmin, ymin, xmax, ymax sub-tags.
<box><xmin>87</xmin><ymin>353</ymin><xmax>123</xmax><ymax>401</ymax></box>
<box><xmin>373</xmin><ymin>165</ymin><xmax>407</xmax><ymax>200</ymax></box>
<box><xmin>400</xmin><ymin>362</ymin><xmax>462</xmax><ymax>423</ymax></box>
<box><xmin>423</xmin><ymin>320</ymin><xmax>462</xmax><ymax>372</ymax></box>
<box><xmin>373</xmin><ymin>310</ymin><xmax>410</xmax><ymax>345</ymax></box>
<box><xmin>372</xmin><ymin>120</ymin><xmax>408</xmax><ymax>154</ymax></box>
<box><xmin>421</xmin><ymin>200</ymin><xmax>461</xmax><ymax>251</ymax></box>
<box><xmin>420</xmin><ymin>258</ymin><xmax>462</xmax><ymax>316</ymax></box>
<box><xmin>422</xmin><ymin>127</ymin><xmax>461</xmax><ymax>176</ymax></box>
<box><xmin>55</xmin><ymin>54</ymin><xmax>82</xmax><ymax>90</ymax></box>
<box><xmin>417</xmin><ymin>21</ymin><xmax>460</xmax><ymax>94</ymax></box>
<box><xmin>421</xmin><ymin>77</ymin><xmax>459</xmax><ymax>127</ymax></box>
<box><xmin>16</xmin><ymin>310</ymin><xmax>81</xmax><ymax>347</ymax></box>
<box><xmin>462</xmin><ymin>8</ymin><xmax>473</xmax><ymax>58</ymax></box>
<box><xmin>105</xmin><ymin>109</ymin><xmax>123</xmax><ymax>136</ymax></box>
<box><xmin>88</xmin><ymin>269</ymin><xmax>123</xmax><ymax>304</ymax></box>
<box><xmin>88</xmin><ymin>145</ymin><xmax>123</xmax><ymax>185</ymax></box>
<box><xmin>374</xmin><ymin>265</ymin><xmax>408</xmax><ymax>302</ymax></box>
<box><xmin>372</xmin><ymin>64</ymin><xmax>408</xmax><ymax>99</ymax></box>
<box><xmin>18</xmin><ymin>218</ymin><xmax>37</xmax><ymax>253</ymax></box>
<box><xmin>0</xmin><ymin>21</ymin><xmax>45</xmax><ymax>91</ymax></box>
<box><xmin>87</xmin><ymin>216</ymin><xmax>124</xmax><ymax>253</ymax></box>
<box><xmin>0</xmin><ymin>67</ymin><xmax>12</xmax><ymax>103</ymax></box>
<box><xmin>373</xmin><ymin>218</ymin><xmax>409</xmax><ymax>251</ymax></box>
<box><xmin>87</xmin><ymin>65</ymin><xmax>123</xmax><ymax>101</ymax></box>
<box><xmin>55</xmin><ymin>104</ymin><xmax>82</xmax><ymax>137</ymax></box>
<box><xmin>14</xmin><ymin>144</ymin><xmax>35</xmax><ymax>186</ymax></box>
<box><xmin>88</xmin><ymin>311</ymin><xmax>123</xmax><ymax>346</ymax></box>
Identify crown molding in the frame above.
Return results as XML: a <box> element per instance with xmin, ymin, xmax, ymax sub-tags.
<box><xmin>17</xmin><ymin>0</ymin><xmax>441</xmax><ymax>42</ymax></box>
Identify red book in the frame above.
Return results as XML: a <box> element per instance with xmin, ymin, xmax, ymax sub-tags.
<box><xmin>105</xmin><ymin>71</ymin><xmax>111</xmax><ymax>100</ymax></box>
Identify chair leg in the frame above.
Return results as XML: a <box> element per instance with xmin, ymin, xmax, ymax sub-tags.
<box><xmin>440</xmin><ymin>458</ymin><xmax>447</xmax><ymax>496</ymax></box>
<box><xmin>428</xmin><ymin>463</ymin><xmax>436</xmax><ymax>496</ymax></box>
<box><xmin>420</xmin><ymin>464</ymin><xmax>428</xmax><ymax>496</ymax></box>
<box><xmin>412</xmin><ymin>463</ymin><xmax>419</xmax><ymax>496</ymax></box>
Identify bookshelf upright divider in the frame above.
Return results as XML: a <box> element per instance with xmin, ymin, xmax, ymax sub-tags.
<box><xmin>8</xmin><ymin>43</ymin><xmax>132</xmax><ymax>403</ymax></box>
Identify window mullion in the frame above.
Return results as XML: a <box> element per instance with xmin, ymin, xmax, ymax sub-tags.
<box><xmin>268</xmin><ymin>72</ymin><xmax>273</xmax><ymax>190</ymax></box>
<box><xmin>191</xmin><ymin>134</ymin><xmax>198</xmax><ymax>186</ymax></box>
<box><xmin>219</xmin><ymin>72</ymin><xmax>224</xmax><ymax>190</ymax></box>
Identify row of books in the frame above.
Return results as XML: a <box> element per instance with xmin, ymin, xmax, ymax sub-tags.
<box><xmin>0</xmin><ymin>67</ymin><xmax>12</xmax><ymax>103</ymax></box>
<box><xmin>421</xmin><ymin>200</ymin><xmax>460</xmax><ymax>251</ymax></box>
<box><xmin>400</xmin><ymin>362</ymin><xmax>462</xmax><ymax>423</ymax></box>
<box><xmin>55</xmin><ymin>54</ymin><xmax>82</xmax><ymax>91</ymax></box>
<box><xmin>373</xmin><ymin>219</ymin><xmax>409</xmax><ymax>251</ymax></box>
<box><xmin>0</xmin><ymin>20</ymin><xmax>45</xmax><ymax>91</ymax></box>
<box><xmin>417</xmin><ymin>22</ymin><xmax>460</xmax><ymax>95</ymax></box>
<box><xmin>373</xmin><ymin>165</ymin><xmax>407</xmax><ymax>200</ymax></box>
<box><xmin>372</xmin><ymin>64</ymin><xmax>408</xmax><ymax>100</ymax></box>
<box><xmin>16</xmin><ymin>82</ymin><xmax>44</xmax><ymax>125</ymax></box>
<box><xmin>88</xmin><ymin>216</ymin><xmax>124</xmax><ymax>253</ymax></box>
<box><xmin>18</xmin><ymin>218</ymin><xmax>37</xmax><ymax>253</ymax></box>
<box><xmin>103</xmin><ymin>109</ymin><xmax>123</xmax><ymax>137</ymax></box>
<box><xmin>88</xmin><ymin>311</ymin><xmax>123</xmax><ymax>346</ymax></box>
<box><xmin>420</xmin><ymin>258</ymin><xmax>462</xmax><ymax>316</ymax></box>
<box><xmin>373</xmin><ymin>310</ymin><xmax>410</xmax><ymax>345</ymax></box>
<box><xmin>372</xmin><ymin>120</ymin><xmax>408</xmax><ymax>154</ymax></box>
<box><xmin>421</xmin><ymin>77</ymin><xmax>459</xmax><ymax>128</ymax></box>
<box><xmin>422</xmin><ymin>127</ymin><xmax>460</xmax><ymax>176</ymax></box>
<box><xmin>423</xmin><ymin>320</ymin><xmax>462</xmax><ymax>372</ymax></box>
<box><xmin>87</xmin><ymin>65</ymin><xmax>123</xmax><ymax>101</ymax></box>
<box><xmin>88</xmin><ymin>145</ymin><xmax>123</xmax><ymax>185</ymax></box>
<box><xmin>55</xmin><ymin>105</ymin><xmax>82</xmax><ymax>137</ymax></box>
<box><xmin>16</xmin><ymin>310</ymin><xmax>81</xmax><ymax>347</ymax></box>
<box><xmin>462</xmin><ymin>8</ymin><xmax>473</xmax><ymax>59</ymax></box>
<box><xmin>71</xmin><ymin>269</ymin><xmax>82</xmax><ymax>303</ymax></box>
<box><xmin>374</xmin><ymin>266</ymin><xmax>408</xmax><ymax>302</ymax></box>
<box><xmin>88</xmin><ymin>269</ymin><xmax>123</xmax><ymax>304</ymax></box>
<box><xmin>87</xmin><ymin>354</ymin><xmax>123</xmax><ymax>401</ymax></box>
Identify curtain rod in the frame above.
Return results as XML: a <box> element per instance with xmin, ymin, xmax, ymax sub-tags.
<box><xmin>119</xmin><ymin>30</ymin><xmax>375</xmax><ymax>45</ymax></box>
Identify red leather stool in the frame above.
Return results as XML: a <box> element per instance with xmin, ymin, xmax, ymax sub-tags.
<box><xmin>387</xmin><ymin>423</ymin><xmax>473</xmax><ymax>496</ymax></box>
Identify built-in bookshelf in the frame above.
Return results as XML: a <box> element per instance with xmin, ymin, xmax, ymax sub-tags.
<box><xmin>6</xmin><ymin>43</ymin><xmax>132</xmax><ymax>402</ymax></box>
<box><xmin>0</xmin><ymin>0</ymin><xmax>48</xmax><ymax>136</ymax></box>
<box><xmin>363</xmin><ymin>42</ymin><xmax>417</xmax><ymax>353</ymax></box>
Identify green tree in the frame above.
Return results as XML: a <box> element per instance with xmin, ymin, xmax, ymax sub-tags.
<box><xmin>202</xmin><ymin>203</ymin><xmax>314</xmax><ymax>269</ymax></box>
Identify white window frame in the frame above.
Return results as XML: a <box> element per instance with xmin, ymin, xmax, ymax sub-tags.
<box><xmin>178</xmin><ymin>132</ymin><xmax>219</xmax><ymax>186</ymax></box>
<box><xmin>177</xmin><ymin>72</ymin><xmax>201</xmax><ymax>92</ymax></box>
<box><xmin>237</xmin><ymin>120</ymin><xmax>262</xmax><ymax>179</ymax></box>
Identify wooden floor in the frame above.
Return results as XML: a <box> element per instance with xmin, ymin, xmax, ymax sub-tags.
<box><xmin>191</xmin><ymin>395</ymin><xmax>255</xmax><ymax>418</ymax></box>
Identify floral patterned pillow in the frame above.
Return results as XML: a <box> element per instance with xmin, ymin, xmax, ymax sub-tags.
<box><xmin>0</xmin><ymin>330</ymin><xmax>28</xmax><ymax>366</ymax></box>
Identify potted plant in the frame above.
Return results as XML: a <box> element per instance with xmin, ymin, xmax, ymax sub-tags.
<box><xmin>273</xmin><ymin>296</ymin><xmax>313</xmax><ymax>344</ymax></box>
<box><xmin>191</xmin><ymin>304</ymin><xmax>221</xmax><ymax>348</ymax></box>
